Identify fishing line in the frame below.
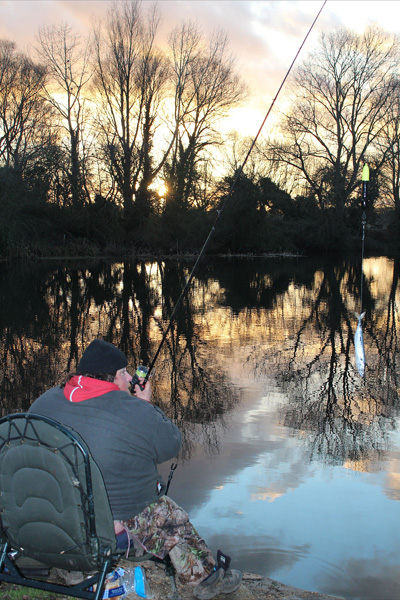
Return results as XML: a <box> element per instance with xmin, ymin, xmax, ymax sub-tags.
<box><xmin>360</xmin><ymin>165</ymin><xmax>369</xmax><ymax>312</ymax></box>
<box><xmin>142</xmin><ymin>0</ymin><xmax>327</xmax><ymax>382</ymax></box>
<box><xmin>353</xmin><ymin>165</ymin><xmax>369</xmax><ymax>378</ymax></box>
<box><xmin>360</xmin><ymin>214</ymin><xmax>366</xmax><ymax>312</ymax></box>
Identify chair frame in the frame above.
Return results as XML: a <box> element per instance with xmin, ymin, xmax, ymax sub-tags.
<box><xmin>0</xmin><ymin>413</ymin><xmax>126</xmax><ymax>600</ymax></box>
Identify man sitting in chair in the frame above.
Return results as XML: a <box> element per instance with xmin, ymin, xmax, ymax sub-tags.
<box><xmin>29</xmin><ymin>339</ymin><xmax>242</xmax><ymax>600</ymax></box>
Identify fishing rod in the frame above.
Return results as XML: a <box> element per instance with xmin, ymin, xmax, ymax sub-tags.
<box><xmin>132</xmin><ymin>0</ymin><xmax>327</xmax><ymax>389</ymax></box>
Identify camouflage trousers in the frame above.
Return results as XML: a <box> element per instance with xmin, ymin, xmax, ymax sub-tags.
<box><xmin>121</xmin><ymin>495</ymin><xmax>215</xmax><ymax>585</ymax></box>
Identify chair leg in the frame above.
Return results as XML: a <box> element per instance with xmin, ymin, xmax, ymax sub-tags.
<box><xmin>93</xmin><ymin>558</ymin><xmax>112</xmax><ymax>600</ymax></box>
<box><xmin>0</xmin><ymin>542</ymin><xmax>9</xmax><ymax>570</ymax></box>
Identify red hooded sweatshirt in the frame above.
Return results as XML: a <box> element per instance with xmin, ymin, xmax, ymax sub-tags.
<box><xmin>63</xmin><ymin>375</ymin><xmax>120</xmax><ymax>403</ymax></box>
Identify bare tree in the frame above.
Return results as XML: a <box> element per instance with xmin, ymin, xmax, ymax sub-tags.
<box><xmin>0</xmin><ymin>40</ymin><xmax>47</xmax><ymax>171</ymax></box>
<box><xmin>36</xmin><ymin>23</ymin><xmax>93</xmax><ymax>207</ymax></box>
<box><xmin>374</xmin><ymin>79</ymin><xmax>400</xmax><ymax>215</ymax></box>
<box><xmin>166</xmin><ymin>22</ymin><xmax>246</xmax><ymax>211</ymax></box>
<box><xmin>91</xmin><ymin>0</ymin><xmax>170</xmax><ymax>222</ymax></box>
<box><xmin>264</xmin><ymin>26</ymin><xmax>399</xmax><ymax>214</ymax></box>
<box><xmin>134</xmin><ymin>43</ymin><xmax>170</xmax><ymax>219</ymax></box>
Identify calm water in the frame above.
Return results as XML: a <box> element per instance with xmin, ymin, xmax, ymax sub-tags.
<box><xmin>1</xmin><ymin>255</ymin><xmax>399</xmax><ymax>599</ymax></box>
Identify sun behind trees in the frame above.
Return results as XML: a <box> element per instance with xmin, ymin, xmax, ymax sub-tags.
<box><xmin>0</xmin><ymin>4</ymin><xmax>399</xmax><ymax>258</ymax></box>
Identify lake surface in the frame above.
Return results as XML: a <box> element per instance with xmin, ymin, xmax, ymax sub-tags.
<box><xmin>1</xmin><ymin>255</ymin><xmax>399</xmax><ymax>599</ymax></box>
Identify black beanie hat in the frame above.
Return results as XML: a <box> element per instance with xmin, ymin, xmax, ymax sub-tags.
<box><xmin>77</xmin><ymin>339</ymin><xmax>128</xmax><ymax>374</ymax></box>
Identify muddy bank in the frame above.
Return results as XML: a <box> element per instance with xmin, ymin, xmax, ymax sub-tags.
<box><xmin>0</xmin><ymin>559</ymin><xmax>345</xmax><ymax>600</ymax></box>
<box><xmin>120</xmin><ymin>558</ymin><xmax>345</xmax><ymax>600</ymax></box>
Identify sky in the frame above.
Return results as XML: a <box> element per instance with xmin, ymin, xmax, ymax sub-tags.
<box><xmin>0</xmin><ymin>0</ymin><xmax>399</xmax><ymax>136</ymax></box>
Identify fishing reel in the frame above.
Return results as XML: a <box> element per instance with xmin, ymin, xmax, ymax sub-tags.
<box><xmin>131</xmin><ymin>365</ymin><xmax>149</xmax><ymax>392</ymax></box>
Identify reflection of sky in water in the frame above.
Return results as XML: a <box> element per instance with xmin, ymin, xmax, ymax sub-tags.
<box><xmin>167</xmin><ymin>387</ymin><xmax>400</xmax><ymax>600</ymax></box>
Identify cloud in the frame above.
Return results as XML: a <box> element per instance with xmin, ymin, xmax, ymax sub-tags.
<box><xmin>0</xmin><ymin>0</ymin><xmax>397</xmax><ymax>134</ymax></box>
<box><xmin>319</xmin><ymin>553</ymin><xmax>400</xmax><ymax>600</ymax></box>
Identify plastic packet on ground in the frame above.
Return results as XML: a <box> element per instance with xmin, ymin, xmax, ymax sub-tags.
<box><xmin>123</xmin><ymin>565</ymin><xmax>152</xmax><ymax>598</ymax></box>
<box><xmin>91</xmin><ymin>567</ymin><xmax>127</xmax><ymax>599</ymax></box>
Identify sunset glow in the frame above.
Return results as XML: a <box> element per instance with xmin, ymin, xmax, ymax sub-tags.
<box><xmin>0</xmin><ymin>1</ymin><xmax>398</xmax><ymax>143</ymax></box>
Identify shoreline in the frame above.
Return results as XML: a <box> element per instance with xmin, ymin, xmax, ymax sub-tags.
<box><xmin>120</xmin><ymin>558</ymin><xmax>346</xmax><ymax>600</ymax></box>
<box><xmin>0</xmin><ymin>559</ymin><xmax>346</xmax><ymax>600</ymax></box>
<box><xmin>0</xmin><ymin>251</ymin><xmax>305</xmax><ymax>263</ymax></box>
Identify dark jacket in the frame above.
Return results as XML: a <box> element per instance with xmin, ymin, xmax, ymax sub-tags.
<box><xmin>28</xmin><ymin>386</ymin><xmax>182</xmax><ymax>520</ymax></box>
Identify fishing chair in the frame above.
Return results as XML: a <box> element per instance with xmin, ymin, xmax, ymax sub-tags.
<box><xmin>0</xmin><ymin>413</ymin><xmax>180</xmax><ymax>600</ymax></box>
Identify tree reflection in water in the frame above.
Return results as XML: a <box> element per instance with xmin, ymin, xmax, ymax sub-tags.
<box><xmin>249</xmin><ymin>257</ymin><xmax>400</xmax><ymax>466</ymax></box>
<box><xmin>0</xmin><ymin>256</ymin><xmax>399</xmax><ymax>468</ymax></box>
<box><xmin>0</xmin><ymin>259</ymin><xmax>238</xmax><ymax>460</ymax></box>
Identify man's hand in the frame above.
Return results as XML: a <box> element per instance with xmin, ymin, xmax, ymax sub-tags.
<box><xmin>134</xmin><ymin>378</ymin><xmax>152</xmax><ymax>403</ymax></box>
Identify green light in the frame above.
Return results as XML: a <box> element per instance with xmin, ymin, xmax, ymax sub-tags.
<box><xmin>362</xmin><ymin>164</ymin><xmax>369</xmax><ymax>182</ymax></box>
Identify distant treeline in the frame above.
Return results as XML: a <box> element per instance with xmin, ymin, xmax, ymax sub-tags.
<box><xmin>1</xmin><ymin>2</ymin><xmax>400</xmax><ymax>259</ymax></box>
<box><xmin>1</xmin><ymin>163</ymin><xmax>397</xmax><ymax>259</ymax></box>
